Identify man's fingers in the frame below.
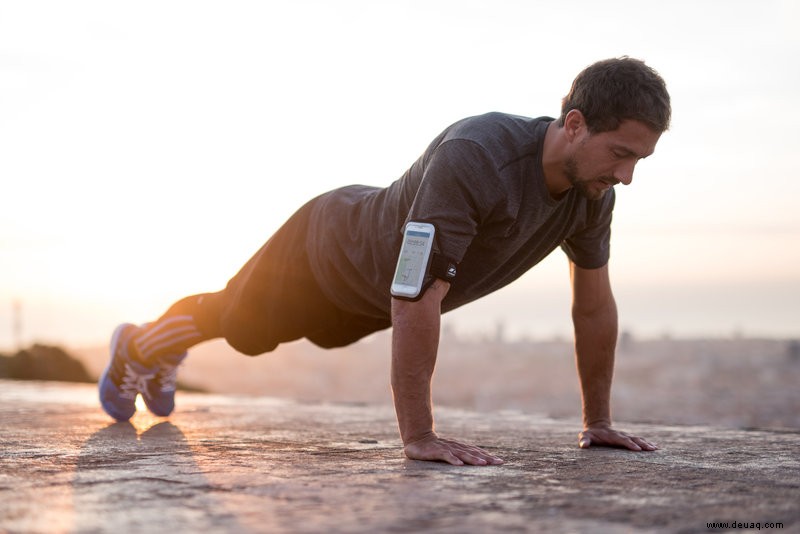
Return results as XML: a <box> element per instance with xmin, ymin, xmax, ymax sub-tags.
<box><xmin>614</xmin><ymin>434</ymin><xmax>642</xmax><ymax>451</ymax></box>
<box><xmin>622</xmin><ymin>439</ymin><xmax>642</xmax><ymax>451</ymax></box>
<box><xmin>579</xmin><ymin>428</ymin><xmax>659</xmax><ymax>452</ymax></box>
<box><xmin>405</xmin><ymin>437</ymin><xmax>503</xmax><ymax>466</ymax></box>
<box><xmin>448</xmin><ymin>447</ymin><xmax>496</xmax><ymax>466</ymax></box>
<box><xmin>439</xmin><ymin>443</ymin><xmax>485</xmax><ymax>466</ymax></box>
<box><xmin>441</xmin><ymin>450</ymin><xmax>465</xmax><ymax>466</ymax></box>
<box><xmin>458</xmin><ymin>453</ymin><xmax>487</xmax><ymax>466</ymax></box>
<box><xmin>632</xmin><ymin>436</ymin><xmax>659</xmax><ymax>451</ymax></box>
<box><xmin>408</xmin><ymin>444</ymin><xmax>464</xmax><ymax>466</ymax></box>
<box><xmin>608</xmin><ymin>432</ymin><xmax>642</xmax><ymax>451</ymax></box>
<box><xmin>440</xmin><ymin>439</ymin><xmax>503</xmax><ymax>465</ymax></box>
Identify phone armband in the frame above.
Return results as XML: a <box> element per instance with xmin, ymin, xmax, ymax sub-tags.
<box><xmin>390</xmin><ymin>222</ymin><xmax>436</xmax><ymax>300</ymax></box>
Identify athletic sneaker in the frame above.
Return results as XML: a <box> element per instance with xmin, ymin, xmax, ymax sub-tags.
<box><xmin>98</xmin><ymin>323</ymin><xmax>157</xmax><ymax>422</ymax></box>
<box><xmin>140</xmin><ymin>350</ymin><xmax>187</xmax><ymax>417</ymax></box>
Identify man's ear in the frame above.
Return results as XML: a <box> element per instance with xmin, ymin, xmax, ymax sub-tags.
<box><xmin>563</xmin><ymin>109</ymin><xmax>587</xmax><ymax>143</ymax></box>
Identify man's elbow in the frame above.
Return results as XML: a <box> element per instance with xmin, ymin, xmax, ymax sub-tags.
<box><xmin>572</xmin><ymin>294</ymin><xmax>618</xmax><ymax>324</ymax></box>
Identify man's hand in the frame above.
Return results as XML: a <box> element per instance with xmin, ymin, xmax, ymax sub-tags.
<box><xmin>404</xmin><ymin>433</ymin><xmax>504</xmax><ymax>466</ymax></box>
<box><xmin>578</xmin><ymin>425</ymin><xmax>659</xmax><ymax>451</ymax></box>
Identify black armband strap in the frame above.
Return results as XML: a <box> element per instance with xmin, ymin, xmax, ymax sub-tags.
<box><xmin>391</xmin><ymin>253</ymin><xmax>459</xmax><ymax>302</ymax></box>
<box><xmin>429</xmin><ymin>253</ymin><xmax>458</xmax><ymax>282</ymax></box>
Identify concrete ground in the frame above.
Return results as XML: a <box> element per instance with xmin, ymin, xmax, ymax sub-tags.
<box><xmin>1</xmin><ymin>379</ymin><xmax>798</xmax><ymax>533</ymax></box>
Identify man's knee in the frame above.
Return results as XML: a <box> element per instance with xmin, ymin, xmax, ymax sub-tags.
<box><xmin>218</xmin><ymin>308</ymin><xmax>279</xmax><ymax>357</ymax></box>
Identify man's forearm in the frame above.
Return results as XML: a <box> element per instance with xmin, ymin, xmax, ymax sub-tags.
<box><xmin>573</xmin><ymin>299</ymin><xmax>618</xmax><ymax>428</ymax></box>
<box><xmin>390</xmin><ymin>280</ymin><xmax>449</xmax><ymax>444</ymax></box>
<box><xmin>391</xmin><ymin>313</ymin><xmax>439</xmax><ymax>444</ymax></box>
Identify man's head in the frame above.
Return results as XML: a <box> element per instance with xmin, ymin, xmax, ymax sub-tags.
<box><xmin>549</xmin><ymin>57</ymin><xmax>670</xmax><ymax>200</ymax></box>
<box><xmin>559</xmin><ymin>57</ymin><xmax>671</xmax><ymax>135</ymax></box>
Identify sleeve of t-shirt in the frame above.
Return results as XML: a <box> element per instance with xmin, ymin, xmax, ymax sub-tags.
<box><xmin>560</xmin><ymin>189</ymin><xmax>615</xmax><ymax>269</ymax></box>
<box><xmin>404</xmin><ymin>139</ymin><xmax>506</xmax><ymax>263</ymax></box>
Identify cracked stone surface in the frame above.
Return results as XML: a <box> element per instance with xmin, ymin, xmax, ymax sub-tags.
<box><xmin>1</xmin><ymin>379</ymin><xmax>798</xmax><ymax>533</ymax></box>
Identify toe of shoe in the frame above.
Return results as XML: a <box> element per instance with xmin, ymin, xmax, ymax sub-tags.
<box><xmin>142</xmin><ymin>396</ymin><xmax>175</xmax><ymax>417</ymax></box>
<box><xmin>98</xmin><ymin>369</ymin><xmax>135</xmax><ymax>422</ymax></box>
<box><xmin>99</xmin><ymin>395</ymin><xmax>135</xmax><ymax>422</ymax></box>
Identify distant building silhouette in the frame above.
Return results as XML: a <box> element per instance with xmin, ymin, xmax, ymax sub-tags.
<box><xmin>494</xmin><ymin>320</ymin><xmax>506</xmax><ymax>344</ymax></box>
<box><xmin>788</xmin><ymin>340</ymin><xmax>800</xmax><ymax>363</ymax></box>
<box><xmin>619</xmin><ymin>330</ymin><xmax>634</xmax><ymax>352</ymax></box>
<box><xmin>12</xmin><ymin>299</ymin><xmax>23</xmax><ymax>352</ymax></box>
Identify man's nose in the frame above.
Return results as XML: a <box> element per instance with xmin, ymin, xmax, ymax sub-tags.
<box><xmin>614</xmin><ymin>163</ymin><xmax>635</xmax><ymax>186</ymax></box>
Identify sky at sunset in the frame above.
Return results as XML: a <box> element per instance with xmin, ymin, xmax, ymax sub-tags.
<box><xmin>2</xmin><ymin>0</ymin><xmax>799</xmax><ymax>349</ymax></box>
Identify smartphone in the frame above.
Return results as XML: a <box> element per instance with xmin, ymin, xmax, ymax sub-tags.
<box><xmin>390</xmin><ymin>222</ymin><xmax>436</xmax><ymax>299</ymax></box>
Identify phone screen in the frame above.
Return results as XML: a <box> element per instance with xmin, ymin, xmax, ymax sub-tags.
<box><xmin>391</xmin><ymin>223</ymin><xmax>434</xmax><ymax>297</ymax></box>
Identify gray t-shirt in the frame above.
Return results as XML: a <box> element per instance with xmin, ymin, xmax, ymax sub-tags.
<box><xmin>307</xmin><ymin>112</ymin><xmax>614</xmax><ymax>319</ymax></box>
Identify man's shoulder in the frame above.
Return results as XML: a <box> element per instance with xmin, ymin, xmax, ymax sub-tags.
<box><xmin>440</xmin><ymin>113</ymin><xmax>552</xmax><ymax>156</ymax></box>
<box><xmin>446</xmin><ymin>112</ymin><xmax>550</xmax><ymax>137</ymax></box>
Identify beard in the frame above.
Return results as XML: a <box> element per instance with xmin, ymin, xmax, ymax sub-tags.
<box><xmin>564</xmin><ymin>154</ymin><xmax>617</xmax><ymax>201</ymax></box>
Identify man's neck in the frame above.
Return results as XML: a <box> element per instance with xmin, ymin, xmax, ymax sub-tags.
<box><xmin>541</xmin><ymin>121</ymin><xmax>571</xmax><ymax>199</ymax></box>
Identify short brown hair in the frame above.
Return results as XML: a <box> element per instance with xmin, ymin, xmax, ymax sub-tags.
<box><xmin>559</xmin><ymin>57</ymin><xmax>671</xmax><ymax>133</ymax></box>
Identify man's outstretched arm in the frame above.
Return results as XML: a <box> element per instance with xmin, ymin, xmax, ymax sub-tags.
<box><xmin>570</xmin><ymin>261</ymin><xmax>658</xmax><ymax>452</ymax></box>
<box><xmin>391</xmin><ymin>278</ymin><xmax>503</xmax><ymax>466</ymax></box>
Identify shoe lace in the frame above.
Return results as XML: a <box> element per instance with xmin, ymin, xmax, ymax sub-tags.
<box><xmin>158</xmin><ymin>363</ymin><xmax>180</xmax><ymax>393</ymax></box>
<box><xmin>120</xmin><ymin>363</ymin><xmax>156</xmax><ymax>401</ymax></box>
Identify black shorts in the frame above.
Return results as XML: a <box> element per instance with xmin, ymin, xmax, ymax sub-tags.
<box><xmin>217</xmin><ymin>198</ymin><xmax>391</xmax><ymax>356</ymax></box>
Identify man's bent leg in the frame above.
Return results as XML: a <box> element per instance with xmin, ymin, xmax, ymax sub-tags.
<box><xmin>99</xmin><ymin>196</ymin><xmax>352</xmax><ymax>419</ymax></box>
